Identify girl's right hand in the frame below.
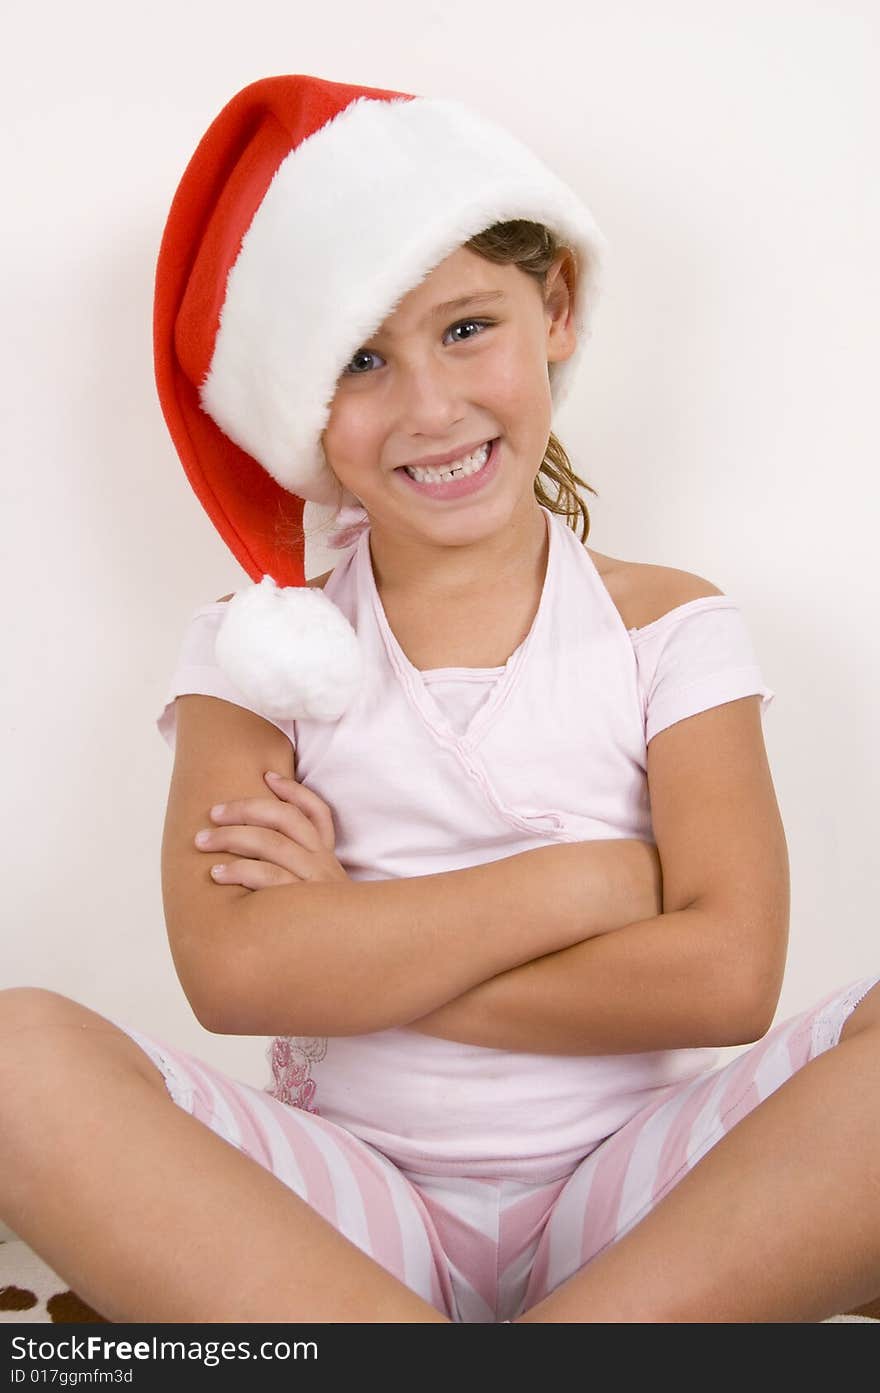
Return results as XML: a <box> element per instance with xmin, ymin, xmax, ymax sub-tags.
<box><xmin>195</xmin><ymin>772</ymin><xmax>350</xmax><ymax>890</ymax></box>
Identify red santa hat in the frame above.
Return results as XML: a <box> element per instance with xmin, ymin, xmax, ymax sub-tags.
<box><xmin>154</xmin><ymin>72</ymin><xmax>608</xmax><ymax>722</ymax></box>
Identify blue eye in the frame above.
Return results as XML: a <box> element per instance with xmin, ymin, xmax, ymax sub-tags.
<box><xmin>342</xmin><ymin>318</ymin><xmax>494</xmax><ymax>377</ymax></box>
<box><xmin>344</xmin><ymin>349</ymin><xmax>381</xmax><ymax>376</ymax></box>
<box><xmin>447</xmin><ymin>317</ymin><xmax>493</xmax><ymax>343</ymax></box>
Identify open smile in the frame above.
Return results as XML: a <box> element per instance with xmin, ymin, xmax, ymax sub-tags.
<box><xmin>394</xmin><ymin>438</ymin><xmax>501</xmax><ymax>501</ymax></box>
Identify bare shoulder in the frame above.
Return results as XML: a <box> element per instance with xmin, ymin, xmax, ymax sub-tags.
<box><xmin>306</xmin><ymin>570</ymin><xmax>334</xmax><ymax>590</ymax></box>
<box><xmin>585</xmin><ymin>546</ymin><xmax>724</xmax><ymax>632</ymax></box>
<box><xmin>213</xmin><ymin>571</ymin><xmax>333</xmax><ymax>604</ymax></box>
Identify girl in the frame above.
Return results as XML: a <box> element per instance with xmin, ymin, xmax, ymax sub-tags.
<box><xmin>2</xmin><ymin>73</ymin><xmax>879</xmax><ymax>1326</ymax></box>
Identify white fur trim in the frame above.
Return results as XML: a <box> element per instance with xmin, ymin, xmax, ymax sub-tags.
<box><xmin>200</xmin><ymin>94</ymin><xmax>608</xmax><ymax>504</ymax></box>
<box><xmin>213</xmin><ymin>576</ymin><xmax>364</xmax><ymax>721</ymax></box>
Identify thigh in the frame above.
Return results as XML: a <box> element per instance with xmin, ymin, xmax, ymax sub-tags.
<box><xmin>521</xmin><ymin>972</ymin><xmax>880</xmax><ymax>1316</ymax></box>
<box><xmin>96</xmin><ymin>1015</ymin><xmax>460</xmax><ymax>1321</ymax></box>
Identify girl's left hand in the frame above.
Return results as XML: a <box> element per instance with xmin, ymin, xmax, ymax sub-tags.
<box><xmin>195</xmin><ymin>771</ymin><xmax>350</xmax><ymax>890</ymax></box>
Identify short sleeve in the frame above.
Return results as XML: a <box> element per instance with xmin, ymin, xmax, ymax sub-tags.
<box><xmin>156</xmin><ymin>603</ymin><xmax>297</xmax><ymax>756</ymax></box>
<box><xmin>631</xmin><ymin>596</ymin><xmax>775</xmax><ymax>745</ymax></box>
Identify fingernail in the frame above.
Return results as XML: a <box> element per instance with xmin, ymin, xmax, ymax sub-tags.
<box><xmin>264</xmin><ymin>771</ymin><xmax>282</xmax><ymax>781</ymax></box>
<box><xmin>210</xmin><ymin>804</ymin><xmax>226</xmax><ymax>817</ymax></box>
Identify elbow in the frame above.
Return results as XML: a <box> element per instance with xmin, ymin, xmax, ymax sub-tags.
<box><xmin>167</xmin><ymin>935</ymin><xmax>239</xmax><ymax>1036</ymax></box>
<box><xmin>178</xmin><ymin>971</ymin><xmax>230</xmax><ymax>1036</ymax></box>
<box><xmin>725</xmin><ymin>999</ymin><xmax>776</xmax><ymax>1047</ymax></box>
<box><xmin>196</xmin><ymin>988</ymin><xmax>259</xmax><ymax>1037</ymax></box>
<box><xmin>739</xmin><ymin>987</ymin><xmax>784</xmax><ymax>1045</ymax></box>
<box><xmin>704</xmin><ymin>991</ymin><xmax>773</xmax><ymax>1049</ymax></box>
<box><xmin>721</xmin><ymin>958</ymin><xmax>787</xmax><ymax>1046</ymax></box>
<box><xmin>188</xmin><ymin>943</ymin><xmax>329</xmax><ymax>1038</ymax></box>
<box><xmin>194</xmin><ymin>994</ymin><xmax>230</xmax><ymax>1036</ymax></box>
<box><xmin>194</xmin><ymin>965</ymin><xmax>257</xmax><ymax>1035</ymax></box>
<box><xmin>703</xmin><ymin>906</ymin><xmax>789</xmax><ymax>1046</ymax></box>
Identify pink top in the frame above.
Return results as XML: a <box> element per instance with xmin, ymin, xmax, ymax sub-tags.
<box><xmin>157</xmin><ymin>506</ymin><xmax>775</xmax><ymax>1182</ymax></box>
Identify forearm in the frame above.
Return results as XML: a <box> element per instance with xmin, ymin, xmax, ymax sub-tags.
<box><xmin>405</xmin><ymin>905</ymin><xmax>770</xmax><ymax>1053</ymax></box>
<box><xmin>204</xmin><ymin>838</ymin><xmax>656</xmax><ymax>1036</ymax></box>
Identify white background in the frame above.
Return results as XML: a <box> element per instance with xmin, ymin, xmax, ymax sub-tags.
<box><xmin>2</xmin><ymin>0</ymin><xmax>877</xmax><ymax>1093</ymax></box>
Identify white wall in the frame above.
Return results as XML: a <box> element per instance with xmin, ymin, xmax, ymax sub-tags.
<box><xmin>3</xmin><ymin>0</ymin><xmax>877</xmax><ymax>1088</ymax></box>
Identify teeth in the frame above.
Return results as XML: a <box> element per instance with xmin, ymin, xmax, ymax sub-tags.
<box><xmin>405</xmin><ymin>441</ymin><xmax>491</xmax><ymax>484</ymax></box>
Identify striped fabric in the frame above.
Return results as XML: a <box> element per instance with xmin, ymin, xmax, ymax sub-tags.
<box><xmin>108</xmin><ymin>973</ymin><xmax>879</xmax><ymax>1323</ymax></box>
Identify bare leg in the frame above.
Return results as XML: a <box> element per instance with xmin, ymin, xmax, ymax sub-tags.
<box><xmin>519</xmin><ymin>983</ymin><xmax>880</xmax><ymax>1323</ymax></box>
<box><xmin>0</xmin><ymin>989</ymin><xmax>448</xmax><ymax>1324</ymax></box>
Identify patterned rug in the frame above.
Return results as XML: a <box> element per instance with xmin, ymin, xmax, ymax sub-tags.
<box><xmin>0</xmin><ymin>1239</ymin><xmax>106</xmax><ymax>1323</ymax></box>
<box><xmin>2</xmin><ymin>1235</ymin><xmax>878</xmax><ymax>1323</ymax></box>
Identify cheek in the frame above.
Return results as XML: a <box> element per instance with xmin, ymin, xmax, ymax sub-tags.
<box><xmin>487</xmin><ymin>342</ymin><xmax>552</xmax><ymax>422</ymax></box>
<box><xmin>322</xmin><ymin>403</ymin><xmax>377</xmax><ymax>475</ymax></box>
<box><xmin>489</xmin><ymin>331</ymin><xmax>543</xmax><ymax>385</ymax></box>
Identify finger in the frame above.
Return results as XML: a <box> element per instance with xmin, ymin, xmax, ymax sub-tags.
<box><xmin>210</xmin><ymin>797</ymin><xmax>323</xmax><ymax>853</ymax></box>
<box><xmin>209</xmin><ymin>858</ymin><xmax>302</xmax><ymax>891</ymax></box>
<box><xmin>200</xmin><ymin>825</ymin><xmax>317</xmax><ymax>877</ymax></box>
<box><xmin>263</xmin><ymin>773</ymin><xmax>338</xmax><ymax>851</ymax></box>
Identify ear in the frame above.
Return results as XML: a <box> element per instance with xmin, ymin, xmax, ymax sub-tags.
<box><xmin>544</xmin><ymin>248</ymin><xmax>578</xmax><ymax>366</ymax></box>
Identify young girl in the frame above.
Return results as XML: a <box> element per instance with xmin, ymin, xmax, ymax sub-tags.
<box><xmin>2</xmin><ymin>72</ymin><xmax>879</xmax><ymax>1326</ymax></box>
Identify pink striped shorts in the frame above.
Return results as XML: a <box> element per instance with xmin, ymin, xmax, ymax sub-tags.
<box><xmin>107</xmin><ymin>973</ymin><xmax>878</xmax><ymax>1323</ymax></box>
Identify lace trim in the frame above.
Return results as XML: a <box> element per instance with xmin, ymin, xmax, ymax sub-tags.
<box><xmin>264</xmin><ymin>1035</ymin><xmax>327</xmax><ymax>1114</ymax></box>
<box><xmin>811</xmin><ymin>975</ymin><xmax>880</xmax><ymax>1055</ymax></box>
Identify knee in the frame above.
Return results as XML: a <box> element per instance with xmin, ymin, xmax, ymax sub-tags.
<box><xmin>0</xmin><ymin>988</ymin><xmax>112</xmax><ymax>1087</ymax></box>
<box><xmin>0</xmin><ymin>990</ymin><xmax>81</xmax><ymax>1121</ymax></box>
<box><xmin>0</xmin><ymin>986</ymin><xmax>93</xmax><ymax>1035</ymax></box>
<box><xmin>0</xmin><ymin>989</ymin><xmax>167</xmax><ymax>1101</ymax></box>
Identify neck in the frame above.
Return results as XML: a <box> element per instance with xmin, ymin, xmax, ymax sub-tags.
<box><xmin>368</xmin><ymin>503</ymin><xmax>548</xmax><ymax>604</ymax></box>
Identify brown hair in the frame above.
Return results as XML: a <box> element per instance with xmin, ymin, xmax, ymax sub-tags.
<box><xmin>304</xmin><ymin>219</ymin><xmax>598</xmax><ymax>550</ymax></box>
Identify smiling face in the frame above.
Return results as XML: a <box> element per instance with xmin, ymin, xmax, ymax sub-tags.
<box><xmin>319</xmin><ymin>244</ymin><xmax>577</xmax><ymax>567</ymax></box>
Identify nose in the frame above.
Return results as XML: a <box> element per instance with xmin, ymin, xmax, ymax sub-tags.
<box><xmin>392</xmin><ymin>356</ymin><xmax>468</xmax><ymax>436</ymax></box>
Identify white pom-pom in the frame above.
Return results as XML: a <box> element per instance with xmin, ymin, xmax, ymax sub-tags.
<box><xmin>213</xmin><ymin>576</ymin><xmax>364</xmax><ymax>722</ymax></box>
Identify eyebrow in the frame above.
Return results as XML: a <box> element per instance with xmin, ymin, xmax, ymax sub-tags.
<box><xmin>428</xmin><ymin>290</ymin><xmax>506</xmax><ymax>317</ymax></box>
<box><xmin>368</xmin><ymin>290</ymin><xmax>506</xmax><ymax>342</ymax></box>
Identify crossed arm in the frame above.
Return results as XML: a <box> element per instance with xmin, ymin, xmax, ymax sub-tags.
<box><xmin>200</xmin><ymin>835</ymin><xmax>771</xmax><ymax>1052</ymax></box>
<box><xmin>401</xmin><ymin>693</ymin><xmax>790</xmax><ymax>1054</ymax></box>
<box><xmin>179</xmin><ymin>685</ymin><xmax>787</xmax><ymax>1053</ymax></box>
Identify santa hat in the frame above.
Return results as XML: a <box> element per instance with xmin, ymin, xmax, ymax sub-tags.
<box><xmin>154</xmin><ymin>72</ymin><xmax>608</xmax><ymax>722</ymax></box>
